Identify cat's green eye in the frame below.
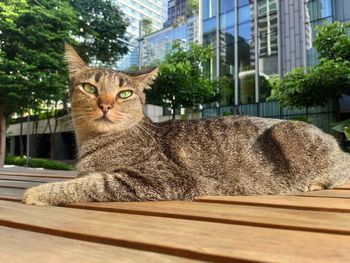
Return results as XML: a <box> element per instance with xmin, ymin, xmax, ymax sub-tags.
<box><xmin>83</xmin><ymin>84</ymin><xmax>97</xmax><ymax>94</ymax></box>
<box><xmin>118</xmin><ymin>90</ymin><xmax>133</xmax><ymax>99</ymax></box>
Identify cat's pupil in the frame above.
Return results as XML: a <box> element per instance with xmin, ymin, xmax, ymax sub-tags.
<box><xmin>118</xmin><ymin>90</ymin><xmax>132</xmax><ymax>99</ymax></box>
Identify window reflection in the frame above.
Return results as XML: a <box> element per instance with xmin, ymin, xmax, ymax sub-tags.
<box><xmin>220</xmin><ymin>0</ymin><xmax>234</xmax><ymax>13</ymax></box>
<box><xmin>238</xmin><ymin>22</ymin><xmax>252</xmax><ymax>41</ymax></box>
<box><xmin>238</xmin><ymin>4</ymin><xmax>251</xmax><ymax>24</ymax></box>
<box><xmin>220</xmin><ymin>10</ymin><xmax>235</xmax><ymax>29</ymax></box>
<box><xmin>238</xmin><ymin>1</ymin><xmax>255</xmax><ymax>104</ymax></box>
<box><xmin>201</xmin><ymin>0</ymin><xmax>279</xmax><ymax>105</ymax></box>
<box><xmin>305</xmin><ymin>0</ymin><xmax>333</xmax><ymax>66</ymax></box>
<box><xmin>306</xmin><ymin>0</ymin><xmax>332</xmax><ymax>21</ymax></box>
<box><xmin>203</xmin><ymin>0</ymin><xmax>217</xmax><ymax>19</ymax></box>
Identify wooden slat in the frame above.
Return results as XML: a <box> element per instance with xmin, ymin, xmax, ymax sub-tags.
<box><xmin>195</xmin><ymin>195</ymin><xmax>350</xmax><ymax>213</ymax></box>
<box><xmin>0</xmin><ymin>175</ymin><xmax>69</xmax><ymax>183</ymax></box>
<box><xmin>68</xmin><ymin>201</ymin><xmax>350</xmax><ymax>235</ymax></box>
<box><xmin>0</xmin><ymin>180</ymin><xmax>41</xmax><ymax>189</ymax></box>
<box><xmin>334</xmin><ymin>184</ymin><xmax>350</xmax><ymax>190</ymax></box>
<box><xmin>1</xmin><ymin>201</ymin><xmax>350</xmax><ymax>262</ymax></box>
<box><xmin>0</xmin><ymin>167</ymin><xmax>76</xmax><ymax>175</ymax></box>
<box><xmin>0</xmin><ymin>226</ymin><xmax>194</xmax><ymax>263</ymax></box>
<box><xmin>0</xmin><ymin>187</ymin><xmax>25</xmax><ymax>201</ymax></box>
<box><xmin>0</xmin><ymin>171</ymin><xmax>76</xmax><ymax>179</ymax></box>
<box><xmin>296</xmin><ymin>190</ymin><xmax>350</xmax><ymax>199</ymax></box>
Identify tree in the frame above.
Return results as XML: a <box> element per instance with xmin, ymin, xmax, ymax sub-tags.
<box><xmin>146</xmin><ymin>41</ymin><xmax>216</xmax><ymax>119</ymax></box>
<box><xmin>70</xmin><ymin>0</ymin><xmax>129</xmax><ymax>66</ymax></box>
<box><xmin>270</xmin><ymin>22</ymin><xmax>350</xmax><ymax>119</ymax></box>
<box><xmin>186</xmin><ymin>0</ymin><xmax>199</xmax><ymax>16</ymax></box>
<box><xmin>141</xmin><ymin>18</ymin><xmax>153</xmax><ymax>35</ymax></box>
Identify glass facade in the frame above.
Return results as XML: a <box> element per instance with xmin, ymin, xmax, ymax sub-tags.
<box><xmin>202</xmin><ymin>0</ymin><xmax>278</xmax><ymax>106</ymax></box>
<box><xmin>305</xmin><ymin>0</ymin><xmax>350</xmax><ymax>66</ymax></box>
<box><xmin>115</xmin><ymin>0</ymin><xmax>164</xmax><ymax>70</ymax></box>
<box><xmin>334</xmin><ymin>0</ymin><xmax>350</xmax><ymax>22</ymax></box>
<box><xmin>305</xmin><ymin>0</ymin><xmax>333</xmax><ymax>66</ymax></box>
<box><xmin>140</xmin><ymin>16</ymin><xmax>199</xmax><ymax>67</ymax></box>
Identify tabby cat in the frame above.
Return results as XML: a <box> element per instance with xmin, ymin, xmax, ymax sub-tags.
<box><xmin>23</xmin><ymin>44</ymin><xmax>350</xmax><ymax>206</ymax></box>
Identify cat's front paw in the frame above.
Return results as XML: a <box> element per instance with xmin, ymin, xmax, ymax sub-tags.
<box><xmin>22</xmin><ymin>186</ymin><xmax>51</xmax><ymax>206</ymax></box>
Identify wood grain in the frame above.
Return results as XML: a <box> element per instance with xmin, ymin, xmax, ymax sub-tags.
<box><xmin>0</xmin><ymin>187</ymin><xmax>25</xmax><ymax>201</ymax></box>
<box><xmin>296</xmin><ymin>190</ymin><xmax>350</xmax><ymax>199</ymax></box>
<box><xmin>0</xmin><ymin>225</ymin><xmax>195</xmax><ymax>263</ymax></box>
<box><xmin>195</xmin><ymin>195</ymin><xmax>350</xmax><ymax>213</ymax></box>
<box><xmin>0</xmin><ymin>175</ymin><xmax>69</xmax><ymax>183</ymax></box>
<box><xmin>0</xmin><ymin>171</ymin><xmax>75</xmax><ymax>179</ymax></box>
<box><xmin>0</xmin><ymin>180</ymin><xmax>40</xmax><ymax>189</ymax></box>
<box><xmin>67</xmin><ymin>201</ymin><xmax>350</xmax><ymax>235</ymax></box>
<box><xmin>334</xmin><ymin>184</ymin><xmax>350</xmax><ymax>190</ymax></box>
<box><xmin>1</xmin><ymin>200</ymin><xmax>350</xmax><ymax>262</ymax></box>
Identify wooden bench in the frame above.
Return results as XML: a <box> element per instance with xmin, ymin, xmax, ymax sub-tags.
<box><xmin>0</xmin><ymin>169</ymin><xmax>350</xmax><ymax>262</ymax></box>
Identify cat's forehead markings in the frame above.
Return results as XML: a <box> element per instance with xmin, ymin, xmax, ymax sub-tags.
<box><xmin>94</xmin><ymin>71</ymin><xmax>103</xmax><ymax>83</ymax></box>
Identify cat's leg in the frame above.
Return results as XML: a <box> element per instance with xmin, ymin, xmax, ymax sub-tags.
<box><xmin>23</xmin><ymin>172</ymin><xmax>165</xmax><ymax>206</ymax></box>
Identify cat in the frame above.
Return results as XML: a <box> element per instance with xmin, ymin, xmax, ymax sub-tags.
<box><xmin>23</xmin><ymin>44</ymin><xmax>350</xmax><ymax>206</ymax></box>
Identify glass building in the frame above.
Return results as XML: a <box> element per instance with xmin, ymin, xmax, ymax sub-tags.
<box><xmin>200</xmin><ymin>0</ymin><xmax>350</xmax><ymax>107</ymax></box>
<box><xmin>114</xmin><ymin>0</ymin><xmax>164</xmax><ymax>70</ymax></box>
<box><xmin>141</xmin><ymin>16</ymin><xmax>199</xmax><ymax>66</ymax></box>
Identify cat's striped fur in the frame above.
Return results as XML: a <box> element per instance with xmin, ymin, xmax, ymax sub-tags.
<box><xmin>23</xmin><ymin>44</ymin><xmax>350</xmax><ymax>206</ymax></box>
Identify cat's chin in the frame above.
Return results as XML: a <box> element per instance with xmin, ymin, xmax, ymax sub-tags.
<box><xmin>92</xmin><ymin>118</ymin><xmax>117</xmax><ymax>133</ymax></box>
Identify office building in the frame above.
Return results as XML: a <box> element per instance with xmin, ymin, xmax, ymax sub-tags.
<box><xmin>201</xmin><ymin>0</ymin><xmax>350</xmax><ymax>106</ymax></box>
<box><xmin>115</xmin><ymin>0</ymin><xmax>164</xmax><ymax>69</ymax></box>
<box><xmin>165</xmin><ymin>0</ymin><xmax>187</xmax><ymax>26</ymax></box>
<box><xmin>141</xmin><ymin>16</ymin><xmax>199</xmax><ymax>66</ymax></box>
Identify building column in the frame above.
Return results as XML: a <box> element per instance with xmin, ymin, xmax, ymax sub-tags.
<box><xmin>215</xmin><ymin>0</ymin><xmax>220</xmax><ymax>78</ymax></box>
<box><xmin>277</xmin><ymin>0</ymin><xmax>283</xmax><ymax>78</ymax></box>
<box><xmin>254</xmin><ymin>0</ymin><xmax>260</xmax><ymax>104</ymax></box>
<box><xmin>300</xmin><ymin>0</ymin><xmax>307</xmax><ymax>69</ymax></box>
<box><xmin>234</xmin><ymin>0</ymin><xmax>239</xmax><ymax>106</ymax></box>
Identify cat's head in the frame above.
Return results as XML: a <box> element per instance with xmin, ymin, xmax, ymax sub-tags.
<box><xmin>64</xmin><ymin>44</ymin><xmax>158</xmax><ymax>143</ymax></box>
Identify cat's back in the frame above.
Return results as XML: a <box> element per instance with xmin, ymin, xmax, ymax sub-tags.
<box><xmin>158</xmin><ymin>115</ymin><xmax>282</xmax><ymax>146</ymax></box>
<box><xmin>157</xmin><ymin>115</ymin><xmax>348</xmax><ymax>195</ymax></box>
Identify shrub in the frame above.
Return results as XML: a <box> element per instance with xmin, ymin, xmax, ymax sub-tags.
<box><xmin>5</xmin><ymin>156</ymin><xmax>73</xmax><ymax>170</ymax></box>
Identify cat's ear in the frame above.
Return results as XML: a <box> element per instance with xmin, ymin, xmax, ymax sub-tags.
<box><xmin>129</xmin><ymin>67</ymin><xmax>159</xmax><ymax>90</ymax></box>
<box><xmin>64</xmin><ymin>43</ymin><xmax>88</xmax><ymax>80</ymax></box>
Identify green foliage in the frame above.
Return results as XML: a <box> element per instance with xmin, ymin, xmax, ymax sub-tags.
<box><xmin>70</xmin><ymin>0</ymin><xmax>129</xmax><ymax>66</ymax></box>
<box><xmin>212</xmin><ymin>76</ymin><xmax>233</xmax><ymax>106</ymax></box>
<box><xmin>269</xmin><ymin>22</ymin><xmax>350</xmax><ymax>109</ymax></box>
<box><xmin>141</xmin><ymin>18</ymin><xmax>153</xmax><ymax>35</ymax></box>
<box><xmin>0</xmin><ymin>0</ymin><xmax>78</xmax><ymax>116</ymax></box>
<box><xmin>331</xmin><ymin>119</ymin><xmax>350</xmax><ymax>140</ymax></box>
<box><xmin>270</xmin><ymin>59</ymin><xmax>350</xmax><ymax>108</ymax></box>
<box><xmin>146</xmin><ymin>42</ymin><xmax>216</xmax><ymax>117</ymax></box>
<box><xmin>345</xmin><ymin>126</ymin><xmax>350</xmax><ymax>141</ymax></box>
<box><xmin>290</xmin><ymin>116</ymin><xmax>313</xmax><ymax>124</ymax></box>
<box><xmin>313</xmin><ymin>21</ymin><xmax>350</xmax><ymax>61</ymax></box>
<box><xmin>5</xmin><ymin>155</ymin><xmax>73</xmax><ymax>170</ymax></box>
<box><xmin>186</xmin><ymin>0</ymin><xmax>199</xmax><ymax>16</ymax></box>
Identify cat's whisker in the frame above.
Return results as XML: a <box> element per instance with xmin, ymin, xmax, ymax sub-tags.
<box><xmin>130</xmin><ymin>126</ymin><xmax>147</xmax><ymax>144</ymax></box>
<box><xmin>139</xmin><ymin>118</ymin><xmax>158</xmax><ymax>128</ymax></box>
<box><xmin>56</xmin><ymin>115</ymin><xmax>71</xmax><ymax>121</ymax></box>
<box><xmin>135</xmin><ymin>123</ymin><xmax>162</xmax><ymax>151</ymax></box>
<box><xmin>137</xmin><ymin>122</ymin><xmax>157</xmax><ymax>135</ymax></box>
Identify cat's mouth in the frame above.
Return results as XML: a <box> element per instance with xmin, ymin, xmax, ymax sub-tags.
<box><xmin>95</xmin><ymin>116</ymin><xmax>114</xmax><ymax>123</ymax></box>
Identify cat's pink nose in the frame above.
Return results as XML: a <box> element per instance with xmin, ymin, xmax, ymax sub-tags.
<box><xmin>97</xmin><ymin>95</ymin><xmax>114</xmax><ymax>114</ymax></box>
<box><xmin>99</xmin><ymin>103</ymin><xmax>113</xmax><ymax>113</ymax></box>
